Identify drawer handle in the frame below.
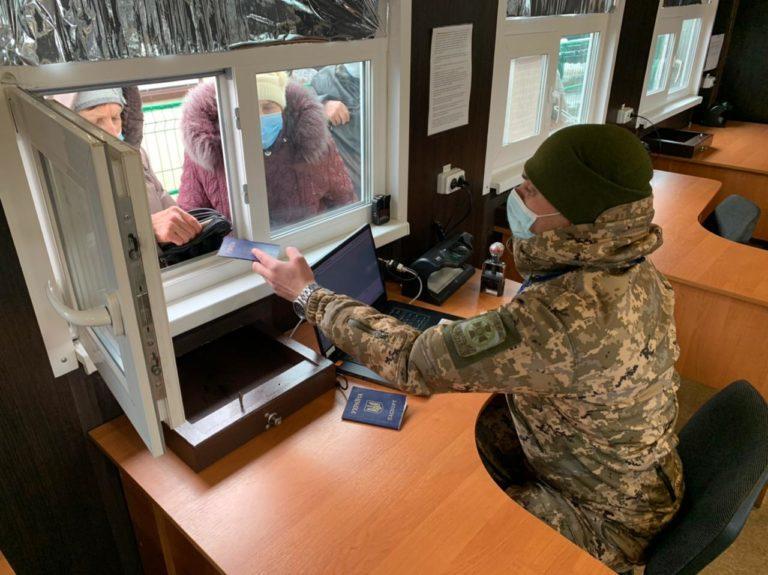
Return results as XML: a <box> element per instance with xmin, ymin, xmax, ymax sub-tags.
<box><xmin>265</xmin><ymin>412</ymin><xmax>282</xmax><ymax>430</ymax></box>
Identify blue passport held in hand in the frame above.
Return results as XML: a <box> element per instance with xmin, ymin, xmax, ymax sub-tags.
<box><xmin>342</xmin><ymin>386</ymin><xmax>407</xmax><ymax>430</ymax></box>
<box><xmin>217</xmin><ymin>236</ymin><xmax>280</xmax><ymax>262</ymax></box>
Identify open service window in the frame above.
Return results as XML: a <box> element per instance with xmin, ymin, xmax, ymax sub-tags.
<box><xmin>7</xmin><ymin>88</ymin><xmax>185</xmax><ymax>456</ymax></box>
<box><xmin>483</xmin><ymin>1</ymin><xmax>625</xmax><ymax>194</ymax></box>
<box><xmin>0</xmin><ymin>4</ymin><xmax>411</xmax><ymax>456</ymax></box>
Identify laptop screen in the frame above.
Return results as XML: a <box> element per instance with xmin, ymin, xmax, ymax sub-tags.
<box><xmin>312</xmin><ymin>225</ymin><xmax>386</xmax><ymax>354</ymax></box>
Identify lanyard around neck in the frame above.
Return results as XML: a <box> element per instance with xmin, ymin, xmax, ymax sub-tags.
<box><xmin>516</xmin><ymin>257</ymin><xmax>646</xmax><ymax>296</ymax></box>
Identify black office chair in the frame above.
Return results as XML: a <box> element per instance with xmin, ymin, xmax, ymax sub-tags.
<box><xmin>641</xmin><ymin>380</ymin><xmax>768</xmax><ymax>575</ymax></box>
<box><xmin>703</xmin><ymin>194</ymin><xmax>761</xmax><ymax>244</ymax></box>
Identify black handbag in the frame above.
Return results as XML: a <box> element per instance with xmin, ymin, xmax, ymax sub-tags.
<box><xmin>157</xmin><ymin>208</ymin><xmax>232</xmax><ymax>268</ymax></box>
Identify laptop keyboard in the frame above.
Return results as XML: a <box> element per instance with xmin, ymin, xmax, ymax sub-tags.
<box><xmin>389</xmin><ymin>307</ymin><xmax>433</xmax><ymax>331</ymax></box>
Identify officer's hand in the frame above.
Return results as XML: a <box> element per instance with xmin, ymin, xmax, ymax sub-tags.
<box><xmin>323</xmin><ymin>100</ymin><xmax>350</xmax><ymax>126</ymax></box>
<box><xmin>251</xmin><ymin>246</ymin><xmax>316</xmax><ymax>301</ymax></box>
<box><xmin>152</xmin><ymin>206</ymin><xmax>203</xmax><ymax>246</ymax></box>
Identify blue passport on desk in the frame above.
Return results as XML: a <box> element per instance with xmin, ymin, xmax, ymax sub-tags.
<box><xmin>342</xmin><ymin>386</ymin><xmax>407</xmax><ymax>430</ymax></box>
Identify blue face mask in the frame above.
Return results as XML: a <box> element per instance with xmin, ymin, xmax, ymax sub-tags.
<box><xmin>261</xmin><ymin>112</ymin><xmax>283</xmax><ymax>150</ymax></box>
<box><xmin>506</xmin><ymin>188</ymin><xmax>560</xmax><ymax>240</ymax></box>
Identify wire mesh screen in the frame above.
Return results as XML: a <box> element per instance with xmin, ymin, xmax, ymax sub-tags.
<box><xmin>141</xmin><ymin>102</ymin><xmax>185</xmax><ymax>196</ymax></box>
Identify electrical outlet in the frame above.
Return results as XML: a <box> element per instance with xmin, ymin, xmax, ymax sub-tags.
<box><xmin>616</xmin><ymin>105</ymin><xmax>634</xmax><ymax>124</ymax></box>
<box><xmin>437</xmin><ymin>164</ymin><xmax>466</xmax><ymax>195</ymax></box>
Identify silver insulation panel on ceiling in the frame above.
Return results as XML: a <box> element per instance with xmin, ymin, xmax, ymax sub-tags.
<box><xmin>507</xmin><ymin>0</ymin><xmax>615</xmax><ymax>17</ymax></box>
<box><xmin>0</xmin><ymin>0</ymin><xmax>383</xmax><ymax>66</ymax></box>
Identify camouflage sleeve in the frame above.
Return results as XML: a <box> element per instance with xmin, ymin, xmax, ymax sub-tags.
<box><xmin>304</xmin><ymin>288</ymin><xmax>575</xmax><ymax>396</ymax></box>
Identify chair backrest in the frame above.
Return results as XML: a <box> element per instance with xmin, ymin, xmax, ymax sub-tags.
<box><xmin>644</xmin><ymin>380</ymin><xmax>768</xmax><ymax>575</ymax></box>
<box><xmin>703</xmin><ymin>194</ymin><xmax>761</xmax><ymax>244</ymax></box>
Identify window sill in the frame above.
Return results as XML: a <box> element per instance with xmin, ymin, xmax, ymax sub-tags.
<box><xmin>166</xmin><ymin>219</ymin><xmax>410</xmax><ymax>336</ymax></box>
<box><xmin>638</xmin><ymin>95</ymin><xmax>703</xmax><ymax>128</ymax></box>
<box><xmin>487</xmin><ymin>158</ymin><xmax>528</xmax><ymax>195</ymax></box>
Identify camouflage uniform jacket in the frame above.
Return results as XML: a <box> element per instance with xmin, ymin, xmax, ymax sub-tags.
<box><xmin>305</xmin><ymin>197</ymin><xmax>683</xmax><ymax>568</ymax></box>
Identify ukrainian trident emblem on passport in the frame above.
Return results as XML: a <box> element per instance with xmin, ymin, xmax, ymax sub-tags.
<box><xmin>364</xmin><ymin>400</ymin><xmax>384</xmax><ymax>414</ymax></box>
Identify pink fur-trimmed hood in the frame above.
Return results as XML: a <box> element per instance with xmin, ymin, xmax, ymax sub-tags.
<box><xmin>181</xmin><ymin>82</ymin><xmax>222</xmax><ymax>172</ymax></box>
<box><xmin>181</xmin><ymin>80</ymin><xmax>331</xmax><ymax>171</ymax></box>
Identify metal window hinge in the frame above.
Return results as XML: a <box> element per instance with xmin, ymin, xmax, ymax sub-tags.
<box><xmin>243</xmin><ymin>184</ymin><xmax>249</xmax><ymax>204</ymax></box>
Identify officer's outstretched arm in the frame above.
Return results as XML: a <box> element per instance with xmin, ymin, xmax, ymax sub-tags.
<box><xmin>305</xmin><ymin>288</ymin><xmax>574</xmax><ymax>396</ymax></box>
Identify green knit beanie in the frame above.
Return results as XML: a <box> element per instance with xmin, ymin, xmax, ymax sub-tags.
<box><xmin>523</xmin><ymin>124</ymin><xmax>653</xmax><ymax>225</ymax></box>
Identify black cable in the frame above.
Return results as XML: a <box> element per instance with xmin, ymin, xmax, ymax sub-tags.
<box><xmin>632</xmin><ymin>113</ymin><xmax>662</xmax><ymax>142</ymax></box>
<box><xmin>445</xmin><ymin>180</ymin><xmax>473</xmax><ymax>237</ymax></box>
<box><xmin>336</xmin><ymin>374</ymin><xmax>349</xmax><ymax>402</ymax></box>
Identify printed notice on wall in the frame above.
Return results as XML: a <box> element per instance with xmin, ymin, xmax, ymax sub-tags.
<box><xmin>704</xmin><ymin>34</ymin><xmax>725</xmax><ymax>72</ymax></box>
<box><xmin>427</xmin><ymin>24</ymin><xmax>473</xmax><ymax>136</ymax></box>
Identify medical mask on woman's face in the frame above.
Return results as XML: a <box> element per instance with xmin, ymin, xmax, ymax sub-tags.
<box><xmin>260</xmin><ymin>112</ymin><xmax>283</xmax><ymax>150</ymax></box>
<box><xmin>506</xmin><ymin>188</ymin><xmax>560</xmax><ymax>240</ymax></box>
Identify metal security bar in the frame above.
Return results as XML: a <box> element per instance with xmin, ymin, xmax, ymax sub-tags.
<box><xmin>141</xmin><ymin>101</ymin><xmax>185</xmax><ymax>196</ymax></box>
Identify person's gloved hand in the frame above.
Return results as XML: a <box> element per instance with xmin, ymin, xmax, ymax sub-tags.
<box><xmin>151</xmin><ymin>206</ymin><xmax>203</xmax><ymax>246</ymax></box>
<box><xmin>251</xmin><ymin>247</ymin><xmax>315</xmax><ymax>301</ymax></box>
<box><xmin>323</xmin><ymin>100</ymin><xmax>350</xmax><ymax>126</ymax></box>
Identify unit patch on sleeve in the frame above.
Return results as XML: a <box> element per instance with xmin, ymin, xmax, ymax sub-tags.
<box><xmin>442</xmin><ymin>310</ymin><xmax>521</xmax><ymax>368</ymax></box>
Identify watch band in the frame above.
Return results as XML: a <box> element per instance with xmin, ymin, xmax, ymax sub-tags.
<box><xmin>293</xmin><ymin>282</ymin><xmax>321</xmax><ymax>319</ymax></box>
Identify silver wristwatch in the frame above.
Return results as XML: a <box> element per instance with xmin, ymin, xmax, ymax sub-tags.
<box><xmin>292</xmin><ymin>282</ymin><xmax>321</xmax><ymax>319</ymax></box>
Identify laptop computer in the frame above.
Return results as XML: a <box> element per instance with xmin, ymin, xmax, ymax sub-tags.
<box><xmin>312</xmin><ymin>225</ymin><xmax>460</xmax><ymax>386</ymax></box>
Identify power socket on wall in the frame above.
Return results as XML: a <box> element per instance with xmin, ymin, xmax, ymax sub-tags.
<box><xmin>616</xmin><ymin>105</ymin><xmax>634</xmax><ymax>124</ymax></box>
<box><xmin>437</xmin><ymin>164</ymin><xmax>466</xmax><ymax>195</ymax></box>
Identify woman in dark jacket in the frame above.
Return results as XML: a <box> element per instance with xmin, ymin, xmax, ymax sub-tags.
<box><xmin>178</xmin><ymin>73</ymin><xmax>355</xmax><ymax>227</ymax></box>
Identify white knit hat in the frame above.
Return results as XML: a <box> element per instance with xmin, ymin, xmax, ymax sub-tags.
<box><xmin>256</xmin><ymin>72</ymin><xmax>289</xmax><ymax>109</ymax></box>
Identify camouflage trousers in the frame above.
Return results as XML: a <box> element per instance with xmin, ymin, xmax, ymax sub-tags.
<box><xmin>475</xmin><ymin>394</ymin><xmax>643</xmax><ymax>573</ymax></box>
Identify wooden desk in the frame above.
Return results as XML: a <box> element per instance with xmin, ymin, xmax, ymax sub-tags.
<box><xmin>91</xmin><ymin>272</ymin><xmax>611</xmax><ymax>575</ymax></box>
<box><xmin>652</xmin><ymin>122</ymin><xmax>768</xmax><ymax>240</ymax></box>
<box><xmin>650</xmin><ymin>170</ymin><xmax>768</xmax><ymax>399</ymax></box>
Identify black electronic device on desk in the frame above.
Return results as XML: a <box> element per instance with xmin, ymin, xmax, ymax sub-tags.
<box><xmin>402</xmin><ymin>232</ymin><xmax>475</xmax><ymax>305</ymax></box>
<box><xmin>312</xmin><ymin>225</ymin><xmax>459</xmax><ymax>387</ymax></box>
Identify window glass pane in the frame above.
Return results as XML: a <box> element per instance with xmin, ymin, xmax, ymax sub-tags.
<box><xmin>257</xmin><ymin>63</ymin><xmax>365</xmax><ymax>233</ymax></box>
<box><xmin>47</xmin><ymin>76</ymin><xmax>235</xmax><ymax>270</ymax></box>
<box><xmin>503</xmin><ymin>55</ymin><xmax>548</xmax><ymax>145</ymax></box>
<box><xmin>552</xmin><ymin>33</ymin><xmax>599</xmax><ymax>130</ymax></box>
<box><xmin>670</xmin><ymin>18</ymin><xmax>701</xmax><ymax>92</ymax></box>
<box><xmin>647</xmin><ymin>33</ymin><xmax>676</xmax><ymax>95</ymax></box>
<box><xmin>38</xmin><ymin>154</ymin><xmax>124</xmax><ymax>371</ymax></box>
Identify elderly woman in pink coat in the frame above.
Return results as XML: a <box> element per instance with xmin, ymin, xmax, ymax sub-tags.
<box><xmin>178</xmin><ymin>73</ymin><xmax>355</xmax><ymax>227</ymax></box>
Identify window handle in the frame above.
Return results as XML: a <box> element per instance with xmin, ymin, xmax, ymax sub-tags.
<box><xmin>46</xmin><ymin>281</ymin><xmax>124</xmax><ymax>336</ymax></box>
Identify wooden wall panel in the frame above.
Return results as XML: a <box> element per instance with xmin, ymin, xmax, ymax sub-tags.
<box><xmin>696</xmin><ymin>0</ymin><xmax>740</xmax><ymax>115</ymax></box>
<box><xmin>405</xmin><ymin>0</ymin><xmax>498</xmax><ymax>266</ymax></box>
<box><xmin>0</xmin><ymin>203</ymin><xmax>140</xmax><ymax>573</ymax></box>
<box><xmin>606</xmin><ymin>0</ymin><xmax>659</xmax><ymax>128</ymax></box>
<box><xmin>719</xmin><ymin>0</ymin><xmax>768</xmax><ymax>123</ymax></box>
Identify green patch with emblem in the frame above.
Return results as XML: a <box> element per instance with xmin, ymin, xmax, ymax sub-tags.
<box><xmin>442</xmin><ymin>309</ymin><xmax>521</xmax><ymax>368</ymax></box>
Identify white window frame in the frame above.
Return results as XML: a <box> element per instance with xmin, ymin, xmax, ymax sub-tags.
<box><xmin>0</xmin><ymin>0</ymin><xmax>412</xmax><ymax>377</ymax></box>
<box><xmin>483</xmin><ymin>0</ymin><xmax>627</xmax><ymax>195</ymax></box>
<box><xmin>637</xmin><ymin>1</ymin><xmax>719</xmax><ymax>128</ymax></box>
